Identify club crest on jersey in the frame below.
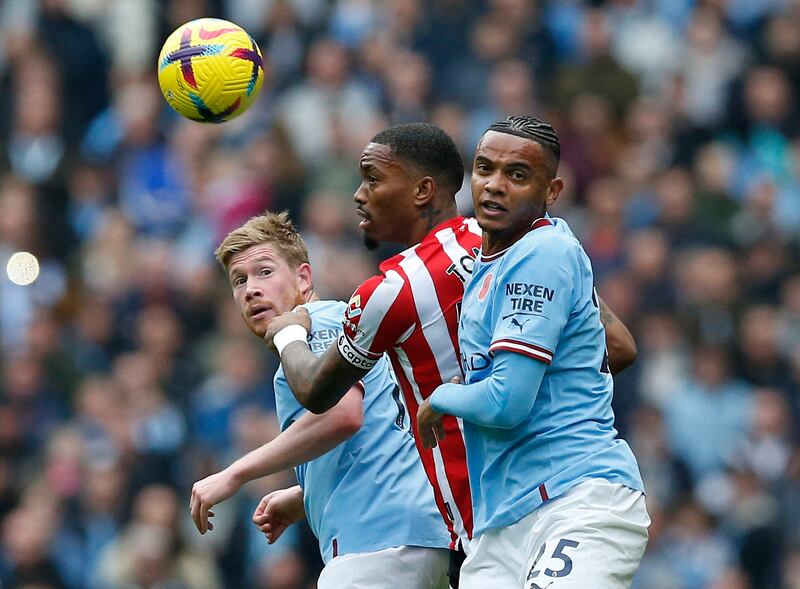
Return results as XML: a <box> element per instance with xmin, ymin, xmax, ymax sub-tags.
<box><xmin>345</xmin><ymin>294</ymin><xmax>362</xmax><ymax>319</ymax></box>
<box><xmin>478</xmin><ymin>272</ymin><xmax>493</xmax><ymax>300</ymax></box>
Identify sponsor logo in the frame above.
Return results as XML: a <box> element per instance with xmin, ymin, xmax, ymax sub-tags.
<box><xmin>505</xmin><ymin>283</ymin><xmax>555</xmax><ymax>299</ymax></box>
<box><xmin>510</xmin><ymin>316</ymin><xmax>530</xmax><ymax>333</ymax></box>
<box><xmin>504</xmin><ymin>283</ymin><xmax>555</xmax><ymax>317</ymax></box>
<box><xmin>345</xmin><ymin>294</ymin><xmax>362</xmax><ymax>319</ymax></box>
<box><xmin>342</xmin><ymin>319</ymin><xmax>365</xmax><ymax>340</ymax></box>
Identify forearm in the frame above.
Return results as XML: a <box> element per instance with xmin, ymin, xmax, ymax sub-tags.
<box><xmin>429</xmin><ymin>352</ymin><xmax>546</xmax><ymax>429</ymax></box>
<box><xmin>598</xmin><ymin>298</ymin><xmax>637</xmax><ymax>375</ymax></box>
<box><xmin>281</xmin><ymin>342</ymin><xmax>366</xmax><ymax>413</ymax></box>
<box><xmin>229</xmin><ymin>389</ymin><xmax>362</xmax><ymax>483</ymax></box>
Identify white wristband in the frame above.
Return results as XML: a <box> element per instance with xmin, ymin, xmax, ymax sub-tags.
<box><xmin>273</xmin><ymin>324</ymin><xmax>308</xmax><ymax>356</ymax></box>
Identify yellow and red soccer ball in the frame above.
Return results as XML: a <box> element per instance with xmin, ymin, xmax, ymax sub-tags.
<box><xmin>157</xmin><ymin>18</ymin><xmax>264</xmax><ymax>123</ymax></box>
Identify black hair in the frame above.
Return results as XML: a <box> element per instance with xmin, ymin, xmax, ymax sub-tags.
<box><xmin>487</xmin><ymin>115</ymin><xmax>561</xmax><ymax>173</ymax></box>
<box><xmin>371</xmin><ymin>123</ymin><xmax>464</xmax><ymax>195</ymax></box>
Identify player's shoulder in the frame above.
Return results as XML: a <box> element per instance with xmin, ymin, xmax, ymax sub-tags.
<box><xmin>304</xmin><ymin>299</ymin><xmax>346</xmax><ymax>332</ymax></box>
<box><xmin>355</xmin><ymin>265</ymin><xmax>408</xmax><ymax>299</ymax></box>
<box><xmin>518</xmin><ymin>217</ymin><xmax>580</xmax><ymax>257</ymax></box>
<box><xmin>305</xmin><ymin>299</ymin><xmax>346</xmax><ymax>318</ymax></box>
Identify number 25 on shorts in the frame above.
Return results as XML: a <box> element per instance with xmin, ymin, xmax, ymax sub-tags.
<box><xmin>526</xmin><ymin>538</ymin><xmax>580</xmax><ymax>588</ymax></box>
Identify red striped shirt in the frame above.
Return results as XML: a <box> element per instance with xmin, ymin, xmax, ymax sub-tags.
<box><xmin>338</xmin><ymin>216</ymin><xmax>482</xmax><ymax>545</ymax></box>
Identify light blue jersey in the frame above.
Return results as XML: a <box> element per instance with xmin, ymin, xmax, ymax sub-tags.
<box><xmin>274</xmin><ymin>300</ymin><xmax>449</xmax><ymax>563</ymax></box>
<box><xmin>447</xmin><ymin>218</ymin><xmax>643</xmax><ymax>534</ymax></box>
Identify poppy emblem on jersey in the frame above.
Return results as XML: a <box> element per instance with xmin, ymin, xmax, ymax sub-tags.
<box><xmin>346</xmin><ymin>294</ymin><xmax>362</xmax><ymax>319</ymax></box>
<box><xmin>478</xmin><ymin>272</ymin><xmax>493</xmax><ymax>300</ymax></box>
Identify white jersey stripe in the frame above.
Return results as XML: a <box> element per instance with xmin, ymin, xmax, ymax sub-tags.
<box><xmin>398</xmin><ymin>253</ymin><xmax>462</xmax><ymax>383</ymax></box>
<box><xmin>395</xmin><ymin>346</ymin><xmax>467</xmax><ymax>543</ymax></box>
<box><xmin>466</xmin><ymin>217</ymin><xmax>482</xmax><ymax>237</ymax></box>
<box><xmin>490</xmin><ymin>340</ymin><xmax>554</xmax><ymax>363</ymax></box>
<box><xmin>352</xmin><ymin>269</ymin><xmax>404</xmax><ymax>353</ymax></box>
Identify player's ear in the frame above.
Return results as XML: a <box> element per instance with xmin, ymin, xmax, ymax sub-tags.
<box><xmin>413</xmin><ymin>176</ymin><xmax>435</xmax><ymax>208</ymax></box>
<box><xmin>296</xmin><ymin>262</ymin><xmax>313</xmax><ymax>295</ymax></box>
<box><xmin>545</xmin><ymin>177</ymin><xmax>564</xmax><ymax>208</ymax></box>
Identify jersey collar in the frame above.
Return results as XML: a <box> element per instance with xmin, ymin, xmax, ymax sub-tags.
<box><xmin>480</xmin><ymin>216</ymin><xmax>553</xmax><ymax>262</ymax></box>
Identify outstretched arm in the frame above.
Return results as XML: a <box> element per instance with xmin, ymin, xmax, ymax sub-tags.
<box><xmin>265</xmin><ymin>308</ymin><xmax>371</xmax><ymax>413</ymax></box>
<box><xmin>190</xmin><ymin>386</ymin><xmax>364</xmax><ymax>534</ymax></box>
<box><xmin>598</xmin><ymin>298</ymin><xmax>637</xmax><ymax>375</ymax></box>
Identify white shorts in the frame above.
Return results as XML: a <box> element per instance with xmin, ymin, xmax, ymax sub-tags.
<box><xmin>460</xmin><ymin>479</ymin><xmax>649</xmax><ymax>589</ymax></box>
<box><xmin>318</xmin><ymin>545</ymin><xmax>450</xmax><ymax>589</ymax></box>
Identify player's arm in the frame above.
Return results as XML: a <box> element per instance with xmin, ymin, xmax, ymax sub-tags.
<box><xmin>598</xmin><ymin>298</ymin><xmax>637</xmax><ymax>375</ymax></box>
<box><xmin>420</xmin><ymin>238</ymin><xmax>575</xmax><ymax>444</ymax></box>
<box><xmin>190</xmin><ymin>385</ymin><xmax>364</xmax><ymax>533</ymax></box>
<box><xmin>419</xmin><ymin>351</ymin><xmax>545</xmax><ymax>446</ymax></box>
<box><xmin>265</xmin><ymin>308</ymin><xmax>370</xmax><ymax>413</ymax></box>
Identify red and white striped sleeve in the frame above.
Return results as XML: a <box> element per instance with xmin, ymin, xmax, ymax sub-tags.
<box><xmin>337</xmin><ymin>271</ymin><xmax>414</xmax><ymax>370</ymax></box>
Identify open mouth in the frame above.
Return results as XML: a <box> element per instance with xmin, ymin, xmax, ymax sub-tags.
<box><xmin>356</xmin><ymin>208</ymin><xmax>371</xmax><ymax>228</ymax></box>
<box><xmin>249</xmin><ymin>304</ymin><xmax>271</xmax><ymax>320</ymax></box>
<box><xmin>480</xmin><ymin>200</ymin><xmax>506</xmax><ymax>215</ymax></box>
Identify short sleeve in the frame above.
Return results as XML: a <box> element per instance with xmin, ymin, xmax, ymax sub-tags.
<box><xmin>273</xmin><ymin>368</ymin><xmax>306</xmax><ymax>431</ymax></box>
<box><xmin>489</xmin><ymin>237</ymin><xmax>579</xmax><ymax>365</ymax></box>
<box><xmin>337</xmin><ymin>271</ymin><xmax>414</xmax><ymax>369</ymax></box>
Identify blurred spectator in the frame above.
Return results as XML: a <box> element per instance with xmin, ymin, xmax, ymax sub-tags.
<box><xmin>276</xmin><ymin>37</ymin><xmax>380</xmax><ymax>168</ymax></box>
<box><xmin>96</xmin><ymin>484</ymin><xmax>222</xmax><ymax>589</ymax></box>
<box><xmin>676</xmin><ymin>5</ymin><xmax>747</xmax><ymax>131</ymax></box>
<box><xmin>553</xmin><ymin>7</ymin><xmax>640</xmax><ymax>121</ymax></box>
<box><xmin>664</xmin><ymin>344</ymin><xmax>754</xmax><ymax>486</ymax></box>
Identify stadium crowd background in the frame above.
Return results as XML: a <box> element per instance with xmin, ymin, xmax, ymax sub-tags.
<box><xmin>1</xmin><ymin>0</ymin><xmax>800</xmax><ymax>587</ymax></box>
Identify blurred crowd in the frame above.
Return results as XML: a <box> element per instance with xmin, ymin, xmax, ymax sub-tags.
<box><xmin>1</xmin><ymin>0</ymin><xmax>800</xmax><ymax>587</ymax></box>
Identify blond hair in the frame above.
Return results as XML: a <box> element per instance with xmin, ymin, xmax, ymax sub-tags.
<box><xmin>215</xmin><ymin>211</ymin><xmax>309</xmax><ymax>270</ymax></box>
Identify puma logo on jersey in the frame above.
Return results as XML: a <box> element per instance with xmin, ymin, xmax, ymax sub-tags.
<box><xmin>510</xmin><ymin>316</ymin><xmax>530</xmax><ymax>332</ymax></box>
<box><xmin>530</xmin><ymin>583</ymin><xmax>553</xmax><ymax>589</ymax></box>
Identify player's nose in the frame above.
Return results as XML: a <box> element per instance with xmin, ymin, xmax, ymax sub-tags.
<box><xmin>244</xmin><ymin>278</ymin><xmax>262</xmax><ymax>301</ymax></box>
<box><xmin>353</xmin><ymin>183</ymin><xmax>367</xmax><ymax>205</ymax></box>
<box><xmin>482</xmin><ymin>170</ymin><xmax>506</xmax><ymax>195</ymax></box>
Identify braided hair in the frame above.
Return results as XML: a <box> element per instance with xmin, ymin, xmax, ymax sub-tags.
<box><xmin>487</xmin><ymin>115</ymin><xmax>560</xmax><ymax>175</ymax></box>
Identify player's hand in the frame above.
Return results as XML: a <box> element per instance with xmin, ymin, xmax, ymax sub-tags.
<box><xmin>264</xmin><ymin>307</ymin><xmax>312</xmax><ymax>352</ymax></box>
<box><xmin>417</xmin><ymin>398</ymin><xmax>446</xmax><ymax>449</ymax></box>
<box><xmin>190</xmin><ymin>468</ymin><xmax>243</xmax><ymax>534</ymax></box>
<box><xmin>252</xmin><ymin>486</ymin><xmax>306</xmax><ymax>544</ymax></box>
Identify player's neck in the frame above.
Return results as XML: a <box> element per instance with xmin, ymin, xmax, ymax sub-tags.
<box><xmin>482</xmin><ymin>228</ymin><xmax>527</xmax><ymax>257</ymax></box>
<box><xmin>406</xmin><ymin>205</ymin><xmax>458</xmax><ymax>245</ymax></box>
<box><xmin>303</xmin><ymin>290</ymin><xmax>319</xmax><ymax>305</ymax></box>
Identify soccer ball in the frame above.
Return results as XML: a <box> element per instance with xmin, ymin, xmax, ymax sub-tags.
<box><xmin>157</xmin><ymin>18</ymin><xmax>265</xmax><ymax>123</ymax></box>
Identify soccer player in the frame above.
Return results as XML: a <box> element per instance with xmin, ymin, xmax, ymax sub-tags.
<box><xmin>417</xmin><ymin>116</ymin><xmax>649</xmax><ymax>589</ymax></box>
<box><xmin>263</xmin><ymin>123</ymin><xmax>639</xmax><ymax>586</ymax></box>
<box><xmin>189</xmin><ymin>212</ymin><xmax>450</xmax><ymax>588</ymax></box>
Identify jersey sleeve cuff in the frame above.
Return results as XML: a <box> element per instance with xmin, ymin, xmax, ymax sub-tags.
<box><xmin>489</xmin><ymin>339</ymin><xmax>553</xmax><ymax>365</ymax></box>
<box><xmin>337</xmin><ymin>333</ymin><xmax>382</xmax><ymax>370</ymax></box>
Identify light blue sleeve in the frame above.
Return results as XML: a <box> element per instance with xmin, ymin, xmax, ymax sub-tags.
<box><xmin>429</xmin><ymin>351</ymin><xmax>546</xmax><ymax>429</ymax></box>
<box><xmin>488</xmin><ymin>236</ymin><xmax>579</xmax><ymax>365</ymax></box>
<box><xmin>273</xmin><ymin>368</ymin><xmax>306</xmax><ymax>431</ymax></box>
